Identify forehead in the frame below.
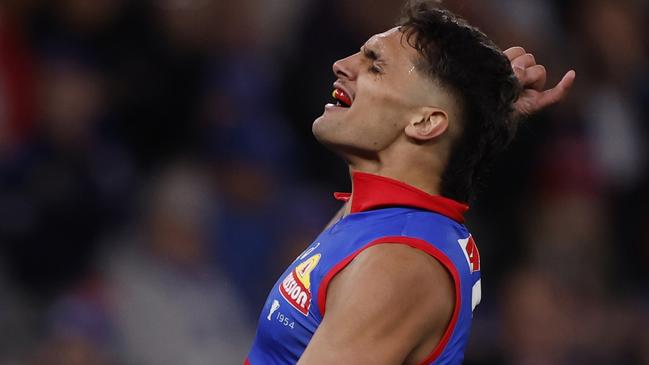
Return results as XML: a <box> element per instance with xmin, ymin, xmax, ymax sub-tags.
<box><xmin>364</xmin><ymin>27</ymin><xmax>449</xmax><ymax>108</ymax></box>
<box><xmin>364</xmin><ymin>27</ymin><xmax>420</xmax><ymax>64</ymax></box>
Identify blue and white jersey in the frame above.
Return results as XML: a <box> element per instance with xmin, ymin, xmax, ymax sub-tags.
<box><xmin>246</xmin><ymin>172</ymin><xmax>481</xmax><ymax>365</ymax></box>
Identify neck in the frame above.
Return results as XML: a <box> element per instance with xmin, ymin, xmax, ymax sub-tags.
<box><xmin>347</xmin><ymin>152</ymin><xmax>443</xmax><ymax>198</ymax></box>
<box><xmin>348</xmin><ymin>134</ymin><xmax>446</xmax><ymax>196</ymax></box>
<box><xmin>348</xmin><ymin>164</ymin><xmax>442</xmax><ymax>196</ymax></box>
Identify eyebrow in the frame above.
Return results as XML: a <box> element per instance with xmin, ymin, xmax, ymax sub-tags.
<box><xmin>361</xmin><ymin>46</ymin><xmax>383</xmax><ymax>62</ymax></box>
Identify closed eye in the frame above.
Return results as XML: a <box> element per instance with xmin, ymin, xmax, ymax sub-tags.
<box><xmin>361</xmin><ymin>47</ymin><xmax>385</xmax><ymax>74</ymax></box>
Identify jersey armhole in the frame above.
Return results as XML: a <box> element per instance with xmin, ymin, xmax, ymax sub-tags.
<box><xmin>315</xmin><ymin>236</ymin><xmax>462</xmax><ymax>365</ymax></box>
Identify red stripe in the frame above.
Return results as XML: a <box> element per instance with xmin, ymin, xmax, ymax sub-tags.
<box><xmin>316</xmin><ymin>236</ymin><xmax>462</xmax><ymax>365</ymax></box>
<box><xmin>243</xmin><ymin>357</ymin><xmax>250</xmax><ymax>365</ymax></box>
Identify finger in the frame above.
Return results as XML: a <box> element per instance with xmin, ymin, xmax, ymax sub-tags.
<box><xmin>537</xmin><ymin>70</ymin><xmax>576</xmax><ymax>107</ymax></box>
<box><xmin>504</xmin><ymin>47</ymin><xmax>526</xmax><ymax>61</ymax></box>
<box><xmin>524</xmin><ymin>64</ymin><xmax>547</xmax><ymax>91</ymax></box>
<box><xmin>512</xmin><ymin>64</ymin><xmax>526</xmax><ymax>84</ymax></box>
<box><xmin>511</xmin><ymin>53</ymin><xmax>537</xmax><ymax>70</ymax></box>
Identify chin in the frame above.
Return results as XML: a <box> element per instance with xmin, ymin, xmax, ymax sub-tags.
<box><xmin>313</xmin><ymin>104</ymin><xmax>348</xmax><ymax>133</ymax></box>
<box><xmin>311</xmin><ymin>116</ymin><xmax>341</xmax><ymax>152</ymax></box>
<box><xmin>311</xmin><ymin>113</ymin><xmax>335</xmax><ymax>142</ymax></box>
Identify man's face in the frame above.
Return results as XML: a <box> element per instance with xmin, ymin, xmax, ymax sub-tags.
<box><xmin>313</xmin><ymin>27</ymin><xmax>442</xmax><ymax>158</ymax></box>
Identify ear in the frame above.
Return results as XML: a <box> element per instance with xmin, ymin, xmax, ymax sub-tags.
<box><xmin>404</xmin><ymin>108</ymin><xmax>449</xmax><ymax>142</ymax></box>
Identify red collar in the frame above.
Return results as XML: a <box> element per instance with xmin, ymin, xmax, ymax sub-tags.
<box><xmin>334</xmin><ymin>172</ymin><xmax>469</xmax><ymax>223</ymax></box>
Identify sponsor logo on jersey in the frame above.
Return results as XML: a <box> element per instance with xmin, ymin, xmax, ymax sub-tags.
<box><xmin>279</xmin><ymin>254</ymin><xmax>321</xmax><ymax>316</ymax></box>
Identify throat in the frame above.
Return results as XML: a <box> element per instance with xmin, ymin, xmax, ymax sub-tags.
<box><xmin>348</xmin><ymin>158</ymin><xmax>442</xmax><ymax>198</ymax></box>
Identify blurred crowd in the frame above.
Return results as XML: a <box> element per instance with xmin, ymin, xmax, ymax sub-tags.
<box><xmin>0</xmin><ymin>0</ymin><xmax>648</xmax><ymax>364</ymax></box>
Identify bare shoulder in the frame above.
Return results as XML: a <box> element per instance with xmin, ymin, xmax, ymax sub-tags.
<box><xmin>298</xmin><ymin>243</ymin><xmax>455</xmax><ymax>364</ymax></box>
<box><xmin>328</xmin><ymin>243</ymin><xmax>454</xmax><ymax>318</ymax></box>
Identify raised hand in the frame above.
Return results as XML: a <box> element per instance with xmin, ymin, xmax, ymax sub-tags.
<box><xmin>505</xmin><ymin>47</ymin><xmax>576</xmax><ymax>118</ymax></box>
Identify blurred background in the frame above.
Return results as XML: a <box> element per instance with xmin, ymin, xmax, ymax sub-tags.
<box><xmin>0</xmin><ymin>0</ymin><xmax>648</xmax><ymax>364</ymax></box>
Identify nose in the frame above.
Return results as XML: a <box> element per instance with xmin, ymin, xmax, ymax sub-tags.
<box><xmin>332</xmin><ymin>53</ymin><xmax>359</xmax><ymax>81</ymax></box>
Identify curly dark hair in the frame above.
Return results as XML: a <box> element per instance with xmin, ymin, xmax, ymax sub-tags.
<box><xmin>399</xmin><ymin>0</ymin><xmax>521</xmax><ymax>203</ymax></box>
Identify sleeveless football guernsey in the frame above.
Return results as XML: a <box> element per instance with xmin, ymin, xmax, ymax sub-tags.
<box><xmin>246</xmin><ymin>172</ymin><xmax>481</xmax><ymax>365</ymax></box>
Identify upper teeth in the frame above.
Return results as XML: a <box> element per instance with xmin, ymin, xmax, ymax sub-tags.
<box><xmin>333</xmin><ymin>89</ymin><xmax>351</xmax><ymax>107</ymax></box>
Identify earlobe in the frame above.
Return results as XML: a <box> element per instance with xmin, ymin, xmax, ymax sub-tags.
<box><xmin>405</xmin><ymin>109</ymin><xmax>449</xmax><ymax>142</ymax></box>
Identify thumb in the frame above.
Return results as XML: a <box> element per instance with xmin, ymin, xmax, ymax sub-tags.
<box><xmin>538</xmin><ymin>70</ymin><xmax>576</xmax><ymax>107</ymax></box>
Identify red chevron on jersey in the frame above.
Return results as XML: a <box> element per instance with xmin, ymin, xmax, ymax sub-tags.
<box><xmin>459</xmin><ymin>236</ymin><xmax>480</xmax><ymax>273</ymax></box>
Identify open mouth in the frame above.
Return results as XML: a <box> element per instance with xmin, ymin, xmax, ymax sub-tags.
<box><xmin>332</xmin><ymin>88</ymin><xmax>352</xmax><ymax>108</ymax></box>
